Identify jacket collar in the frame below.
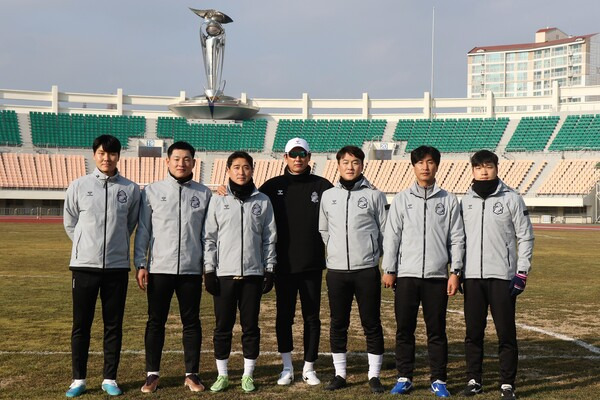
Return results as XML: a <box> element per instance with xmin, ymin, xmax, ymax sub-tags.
<box><xmin>335</xmin><ymin>175</ymin><xmax>373</xmax><ymax>191</ymax></box>
<box><xmin>93</xmin><ymin>167</ymin><xmax>119</xmax><ymax>183</ymax></box>
<box><xmin>409</xmin><ymin>180</ymin><xmax>440</xmax><ymax>199</ymax></box>
<box><xmin>467</xmin><ymin>178</ymin><xmax>509</xmax><ymax>199</ymax></box>
<box><xmin>167</xmin><ymin>171</ymin><xmax>193</xmax><ymax>187</ymax></box>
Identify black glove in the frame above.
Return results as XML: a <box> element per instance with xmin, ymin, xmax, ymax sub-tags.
<box><xmin>204</xmin><ymin>272</ymin><xmax>220</xmax><ymax>296</ymax></box>
<box><xmin>509</xmin><ymin>273</ymin><xmax>527</xmax><ymax>297</ymax></box>
<box><xmin>262</xmin><ymin>272</ymin><xmax>274</xmax><ymax>294</ymax></box>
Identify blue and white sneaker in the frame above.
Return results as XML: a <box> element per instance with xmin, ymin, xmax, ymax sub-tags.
<box><xmin>65</xmin><ymin>381</ymin><xmax>86</xmax><ymax>398</ymax></box>
<box><xmin>101</xmin><ymin>381</ymin><xmax>123</xmax><ymax>396</ymax></box>
<box><xmin>430</xmin><ymin>380</ymin><xmax>450</xmax><ymax>397</ymax></box>
<box><xmin>390</xmin><ymin>377</ymin><xmax>413</xmax><ymax>394</ymax></box>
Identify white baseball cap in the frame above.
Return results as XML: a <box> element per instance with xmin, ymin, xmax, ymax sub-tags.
<box><xmin>284</xmin><ymin>137</ymin><xmax>310</xmax><ymax>153</ymax></box>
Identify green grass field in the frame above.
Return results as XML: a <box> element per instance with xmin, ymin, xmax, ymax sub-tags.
<box><xmin>0</xmin><ymin>223</ymin><xmax>599</xmax><ymax>399</ymax></box>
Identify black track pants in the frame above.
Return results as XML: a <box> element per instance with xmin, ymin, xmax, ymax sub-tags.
<box><xmin>394</xmin><ymin>277</ymin><xmax>448</xmax><ymax>382</ymax></box>
<box><xmin>464</xmin><ymin>278</ymin><xmax>518</xmax><ymax>387</ymax></box>
<box><xmin>71</xmin><ymin>270</ymin><xmax>128</xmax><ymax>380</ymax></box>
<box><xmin>275</xmin><ymin>270</ymin><xmax>323</xmax><ymax>362</ymax></box>
<box><xmin>326</xmin><ymin>267</ymin><xmax>384</xmax><ymax>355</ymax></box>
<box><xmin>212</xmin><ymin>276</ymin><xmax>263</xmax><ymax>360</ymax></box>
<box><xmin>144</xmin><ymin>273</ymin><xmax>202</xmax><ymax>373</ymax></box>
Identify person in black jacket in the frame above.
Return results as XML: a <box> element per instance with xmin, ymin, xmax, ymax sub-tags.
<box><xmin>260</xmin><ymin>138</ymin><xmax>333</xmax><ymax>386</ymax></box>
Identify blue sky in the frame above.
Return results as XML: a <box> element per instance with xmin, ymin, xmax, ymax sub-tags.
<box><xmin>1</xmin><ymin>0</ymin><xmax>598</xmax><ymax>99</ymax></box>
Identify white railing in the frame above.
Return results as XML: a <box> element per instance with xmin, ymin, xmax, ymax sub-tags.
<box><xmin>4</xmin><ymin>84</ymin><xmax>600</xmax><ymax>119</ymax></box>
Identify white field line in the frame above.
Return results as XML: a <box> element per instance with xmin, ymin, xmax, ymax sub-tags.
<box><xmin>1</xmin><ymin>349</ymin><xmax>598</xmax><ymax>360</ymax></box>
<box><xmin>381</xmin><ymin>299</ymin><xmax>600</xmax><ymax>355</ymax></box>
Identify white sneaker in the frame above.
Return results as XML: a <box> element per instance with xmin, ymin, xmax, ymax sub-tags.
<box><xmin>277</xmin><ymin>369</ymin><xmax>294</xmax><ymax>385</ymax></box>
<box><xmin>302</xmin><ymin>370</ymin><xmax>321</xmax><ymax>385</ymax></box>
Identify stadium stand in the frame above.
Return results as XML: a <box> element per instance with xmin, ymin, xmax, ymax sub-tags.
<box><xmin>538</xmin><ymin>159</ymin><xmax>600</xmax><ymax>195</ymax></box>
<box><xmin>117</xmin><ymin>157</ymin><xmax>201</xmax><ymax>187</ymax></box>
<box><xmin>0</xmin><ymin>110</ymin><xmax>22</xmax><ymax>146</ymax></box>
<box><xmin>29</xmin><ymin>112</ymin><xmax>145</xmax><ymax>148</ymax></box>
<box><xmin>156</xmin><ymin>117</ymin><xmax>267</xmax><ymax>152</ymax></box>
<box><xmin>549</xmin><ymin>114</ymin><xmax>600</xmax><ymax>151</ymax></box>
<box><xmin>273</xmin><ymin>119</ymin><xmax>386</xmax><ymax>153</ymax></box>
<box><xmin>505</xmin><ymin>116</ymin><xmax>560</xmax><ymax>152</ymax></box>
<box><xmin>0</xmin><ymin>153</ymin><xmax>86</xmax><ymax>189</ymax></box>
<box><xmin>394</xmin><ymin>118</ymin><xmax>509</xmax><ymax>153</ymax></box>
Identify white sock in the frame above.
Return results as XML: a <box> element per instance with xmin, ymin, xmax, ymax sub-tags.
<box><xmin>303</xmin><ymin>361</ymin><xmax>315</xmax><ymax>373</ymax></box>
<box><xmin>147</xmin><ymin>371</ymin><xmax>159</xmax><ymax>377</ymax></box>
<box><xmin>332</xmin><ymin>352</ymin><xmax>347</xmax><ymax>379</ymax></box>
<box><xmin>367</xmin><ymin>353</ymin><xmax>383</xmax><ymax>379</ymax></box>
<box><xmin>70</xmin><ymin>379</ymin><xmax>86</xmax><ymax>388</ymax></box>
<box><xmin>243</xmin><ymin>358</ymin><xmax>256</xmax><ymax>377</ymax></box>
<box><xmin>281</xmin><ymin>352</ymin><xmax>293</xmax><ymax>370</ymax></box>
<box><xmin>216</xmin><ymin>358</ymin><xmax>229</xmax><ymax>376</ymax></box>
<box><xmin>102</xmin><ymin>379</ymin><xmax>117</xmax><ymax>386</ymax></box>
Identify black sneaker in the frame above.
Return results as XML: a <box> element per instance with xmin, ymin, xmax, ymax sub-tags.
<box><xmin>324</xmin><ymin>375</ymin><xmax>347</xmax><ymax>391</ymax></box>
<box><xmin>500</xmin><ymin>384</ymin><xmax>516</xmax><ymax>400</ymax></box>
<box><xmin>369</xmin><ymin>377</ymin><xmax>385</xmax><ymax>393</ymax></box>
<box><xmin>463</xmin><ymin>379</ymin><xmax>483</xmax><ymax>396</ymax></box>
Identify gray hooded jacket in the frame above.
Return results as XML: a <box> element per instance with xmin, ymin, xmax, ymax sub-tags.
<box><xmin>381</xmin><ymin>181</ymin><xmax>465</xmax><ymax>278</ymax></box>
<box><xmin>319</xmin><ymin>176</ymin><xmax>387</xmax><ymax>271</ymax></box>
<box><xmin>203</xmin><ymin>186</ymin><xmax>277</xmax><ymax>277</ymax></box>
<box><xmin>134</xmin><ymin>174</ymin><xmax>212</xmax><ymax>274</ymax></box>
<box><xmin>64</xmin><ymin>168</ymin><xmax>140</xmax><ymax>270</ymax></box>
<box><xmin>460</xmin><ymin>179</ymin><xmax>534</xmax><ymax>280</ymax></box>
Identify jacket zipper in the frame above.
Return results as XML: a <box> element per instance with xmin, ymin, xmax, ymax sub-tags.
<box><xmin>177</xmin><ymin>185</ymin><xmax>182</xmax><ymax>275</ymax></box>
<box><xmin>103</xmin><ymin>178</ymin><xmax>108</xmax><ymax>269</ymax></box>
<box><xmin>240</xmin><ymin>200</ymin><xmax>244</xmax><ymax>277</ymax></box>
<box><xmin>480</xmin><ymin>199</ymin><xmax>485</xmax><ymax>278</ymax></box>
<box><xmin>345</xmin><ymin>190</ymin><xmax>351</xmax><ymax>271</ymax></box>
<box><xmin>422</xmin><ymin>186</ymin><xmax>428</xmax><ymax>278</ymax></box>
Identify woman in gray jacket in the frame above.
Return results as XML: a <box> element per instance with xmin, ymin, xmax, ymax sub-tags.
<box><xmin>203</xmin><ymin>151</ymin><xmax>277</xmax><ymax>393</ymax></box>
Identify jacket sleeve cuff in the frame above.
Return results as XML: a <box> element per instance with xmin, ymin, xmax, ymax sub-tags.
<box><xmin>265</xmin><ymin>264</ymin><xmax>275</xmax><ymax>273</ymax></box>
<box><xmin>204</xmin><ymin>264</ymin><xmax>215</xmax><ymax>274</ymax></box>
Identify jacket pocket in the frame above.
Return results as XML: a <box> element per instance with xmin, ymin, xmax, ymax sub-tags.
<box><xmin>75</xmin><ymin>231</ymin><xmax>83</xmax><ymax>259</ymax></box>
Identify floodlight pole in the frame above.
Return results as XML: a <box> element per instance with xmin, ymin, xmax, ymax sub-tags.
<box><xmin>430</xmin><ymin>6</ymin><xmax>435</xmax><ymax>120</ymax></box>
<box><xmin>595</xmin><ymin>180</ymin><xmax>600</xmax><ymax>223</ymax></box>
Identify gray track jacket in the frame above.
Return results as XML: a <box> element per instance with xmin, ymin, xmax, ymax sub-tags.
<box><xmin>64</xmin><ymin>168</ymin><xmax>140</xmax><ymax>270</ymax></box>
<box><xmin>319</xmin><ymin>176</ymin><xmax>387</xmax><ymax>271</ymax></box>
<box><xmin>203</xmin><ymin>186</ymin><xmax>277</xmax><ymax>277</ymax></box>
<box><xmin>460</xmin><ymin>179</ymin><xmax>534</xmax><ymax>280</ymax></box>
<box><xmin>134</xmin><ymin>174</ymin><xmax>212</xmax><ymax>275</ymax></box>
<box><xmin>381</xmin><ymin>182</ymin><xmax>465</xmax><ymax>278</ymax></box>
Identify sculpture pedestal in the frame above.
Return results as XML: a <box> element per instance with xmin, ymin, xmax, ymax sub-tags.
<box><xmin>169</xmin><ymin>95</ymin><xmax>259</xmax><ymax>120</ymax></box>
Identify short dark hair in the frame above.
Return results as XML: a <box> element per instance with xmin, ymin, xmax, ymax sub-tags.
<box><xmin>410</xmin><ymin>145</ymin><xmax>441</xmax><ymax>166</ymax></box>
<box><xmin>336</xmin><ymin>146</ymin><xmax>365</xmax><ymax>163</ymax></box>
<box><xmin>93</xmin><ymin>135</ymin><xmax>121</xmax><ymax>154</ymax></box>
<box><xmin>470</xmin><ymin>150</ymin><xmax>498</xmax><ymax>167</ymax></box>
<box><xmin>168</xmin><ymin>141</ymin><xmax>195</xmax><ymax>158</ymax></box>
<box><xmin>226</xmin><ymin>151</ymin><xmax>254</xmax><ymax>169</ymax></box>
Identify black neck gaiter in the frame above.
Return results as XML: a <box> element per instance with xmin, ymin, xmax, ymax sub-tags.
<box><xmin>339</xmin><ymin>174</ymin><xmax>363</xmax><ymax>191</ymax></box>
<box><xmin>472</xmin><ymin>178</ymin><xmax>499</xmax><ymax>199</ymax></box>
<box><xmin>229</xmin><ymin>178</ymin><xmax>255</xmax><ymax>201</ymax></box>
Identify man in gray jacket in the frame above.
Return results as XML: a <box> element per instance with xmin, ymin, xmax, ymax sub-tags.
<box><xmin>381</xmin><ymin>146</ymin><xmax>464</xmax><ymax>397</ymax></box>
<box><xmin>63</xmin><ymin>135</ymin><xmax>140</xmax><ymax>398</ymax></box>
<box><xmin>134</xmin><ymin>141</ymin><xmax>212</xmax><ymax>393</ymax></box>
<box><xmin>319</xmin><ymin>146</ymin><xmax>387</xmax><ymax>393</ymax></box>
<box><xmin>460</xmin><ymin>150</ymin><xmax>534</xmax><ymax>400</ymax></box>
<box><xmin>203</xmin><ymin>151</ymin><xmax>277</xmax><ymax>393</ymax></box>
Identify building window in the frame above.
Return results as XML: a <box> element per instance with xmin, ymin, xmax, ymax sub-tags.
<box><xmin>486</xmin><ymin>83</ymin><xmax>504</xmax><ymax>92</ymax></box>
<box><xmin>553</xmin><ymin>57</ymin><xmax>567</xmax><ymax>67</ymax></box>
<box><xmin>486</xmin><ymin>53</ymin><xmax>503</xmax><ymax>62</ymax></box>
<box><xmin>517</xmin><ymin>62</ymin><xmax>528</xmax><ymax>71</ymax></box>
<box><xmin>486</xmin><ymin>73</ymin><xmax>504</xmax><ymax>82</ymax></box>
<box><xmin>570</xmin><ymin>43</ymin><xmax>582</xmax><ymax>53</ymax></box>
<box><xmin>471</xmin><ymin>54</ymin><xmax>485</xmax><ymax>63</ymax></box>
<box><xmin>534</xmin><ymin>71</ymin><xmax>542</xmax><ymax>79</ymax></box>
<box><xmin>572</xmin><ymin>54</ymin><xmax>582</xmax><ymax>64</ymax></box>
<box><xmin>534</xmin><ymin>82</ymin><xmax>542</xmax><ymax>90</ymax></box>
<box><xmin>534</xmin><ymin>60</ymin><xmax>542</xmax><ymax>69</ymax></box>
<box><xmin>553</xmin><ymin>46</ymin><xmax>566</xmax><ymax>56</ymax></box>
<box><xmin>471</xmin><ymin>64</ymin><xmax>484</xmax><ymax>73</ymax></box>
<box><xmin>517</xmin><ymin>52</ymin><xmax>528</xmax><ymax>61</ymax></box>
<box><xmin>486</xmin><ymin>63</ymin><xmax>503</xmax><ymax>73</ymax></box>
<box><xmin>534</xmin><ymin>50</ymin><xmax>543</xmax><ymax>59</ymax></box>
<box><xmin>517</xmin><ymin>72</ymin><xmax>528</xmax><ymax>81</ymax></box>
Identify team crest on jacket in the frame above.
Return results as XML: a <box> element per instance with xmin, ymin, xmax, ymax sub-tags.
<box><xmin>357</xmin><ymin>196</ymin><xmax>368</xmax><ymax>209</ymax></box>
<box><xmin>493</xmin><ymin>202</ymin><xmax>504</xmax><ymax>215</ymax></box>
<box><xmin>435</xmin><ymin>203</ymin><xmax>446</xmax><ymax>215</ymax></box>
<box><xmin>117</xmin><ymin>190</ymin><xmax>128</xmax><ymax>204</ymax></box>
<box><xmin>252</xmin><ymin>203</ymin><xmax>262</xmax><ymax>216</ymax></box>
<box><xmin>311</xmin><ymin>191</ymin><xmax>319</xmax><ymax>203</ymax></box>
<box><xmin>190</xmin><ymin>196</ymin><xmax>200</xmax><ymax>209</ymax></box>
